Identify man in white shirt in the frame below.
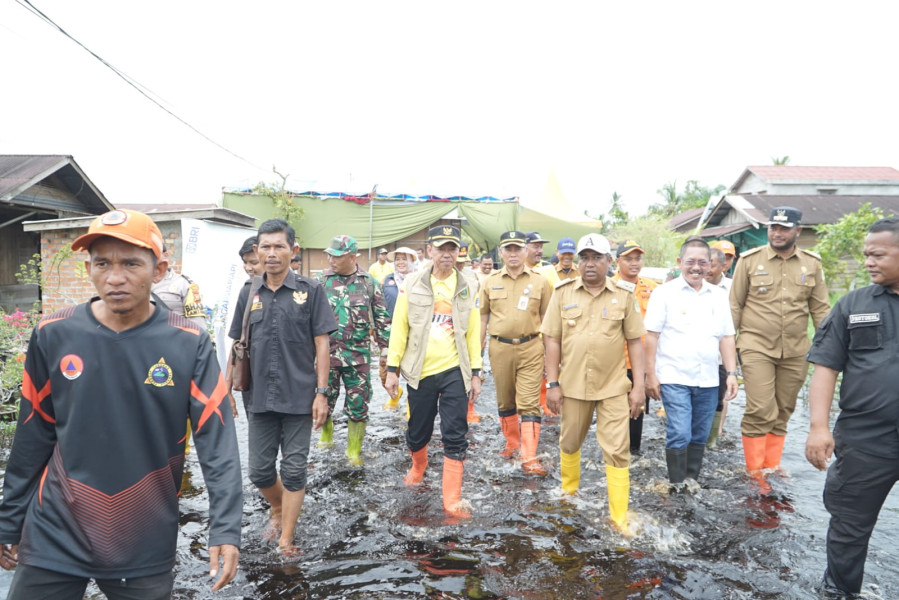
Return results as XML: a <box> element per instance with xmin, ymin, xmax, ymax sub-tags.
<box><xmin>705</xmin><ymin>245</ymin><xmax>732</xmax><ymax>447</ymax></box>
<box><xmin>644</xmin><ymin>237</ymin><xmax>739</xmax><ymax>485</ymax></box>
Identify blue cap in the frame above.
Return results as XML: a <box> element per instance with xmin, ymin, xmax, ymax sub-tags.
<box><xmin>557</xmin><ymin>237</ymin><xmax>576</xmax><ymax>253</ymax></box>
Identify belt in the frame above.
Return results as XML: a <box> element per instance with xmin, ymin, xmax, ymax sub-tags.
<box><xmin>491</xmin><ymin>334</ymin><xmax>538</xmax><ymax>345</ymax></box>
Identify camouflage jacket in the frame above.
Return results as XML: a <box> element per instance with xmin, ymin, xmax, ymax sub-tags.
<box><xmin>318</xmin><ymin>267</ymin><xmax>391</xmax><ymax>367</ymax></box>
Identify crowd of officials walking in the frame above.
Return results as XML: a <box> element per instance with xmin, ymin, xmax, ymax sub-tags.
<box><xmin>0</xmin><ymin>206</ymin><xmax>896</xmax><ymax>598</ymax></box>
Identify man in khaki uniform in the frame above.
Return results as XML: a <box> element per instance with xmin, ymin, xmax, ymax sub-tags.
<box><xmin>730</xmin><ymin>206</ymin><xmax>830</xmax><ymax>481</ymax></box>
<box><xmin>480</xmin><ymin>231</ymin><xmax>553</xmax><ymax>474</ymax></box>
<box><xmin>541</xmin><ymin>233</ymin><xmax>645</xmax><ymax>533</ymax></box>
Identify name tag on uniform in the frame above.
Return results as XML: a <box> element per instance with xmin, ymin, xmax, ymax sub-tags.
<box><xmin>562</xmin><ymin>303</ymin><xmax>578</xmax><ymax>310</ymax></box>
<box><xmin>849</xmin><ymin>313</ymin><xmax>880</xmax><ymax>324</ymax></box>
<box><xmin>517</xmin><ymin>296</ymin><xmax>529</xmax><ymax>310</ymax></box>
<box><xmin>492</xmin><ymin>286</ymin><xmax>505</xmax><ymax>290</ymax></box>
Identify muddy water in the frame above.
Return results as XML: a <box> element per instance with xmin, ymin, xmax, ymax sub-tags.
<box><xmin>1</xmin><ymin>372</ymin><xmax>897</xmax><ymax>599</ymax></box>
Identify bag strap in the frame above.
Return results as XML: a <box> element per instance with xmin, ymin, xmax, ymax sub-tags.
<box><xmin>240</xmin><ymin>276</ymin><xmax>264</xmax><ymax>344</ymax></box>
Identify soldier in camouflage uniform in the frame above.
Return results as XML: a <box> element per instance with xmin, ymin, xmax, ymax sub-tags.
<box><xmin>317</xmin><ymin>235</ymin><xmax>391</xmax><ymax>465</ymax></box>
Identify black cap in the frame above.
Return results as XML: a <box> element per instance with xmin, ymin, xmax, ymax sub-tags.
<box><xmin>767</xmin><ymin>206</ymin><xmax>802</xmax><ymax>228</ymax></box>
<box><xmin>427</xmin><ymin>225</ymin><xmax>461</xmax><ymax>246</ymax></box>
<box><xmin>526</xmin><ymin>231</ymin><xmax>549</xmax><ymax>244</ymax></box>
<box><xmin>499</xmin><ymin>230</ymin><xmax>527</xmax><ymax>247</ymax></box>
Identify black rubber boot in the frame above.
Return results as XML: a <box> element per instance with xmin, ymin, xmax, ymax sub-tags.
<box><xmin>665</xmin><ymin>448</ymin><xmax>688</xmax><ymax>484</ymax></box>
<box><xmin>686</xmin><ymin>443</ymin><xmax>706</xmax><ymax>481</ymax></box>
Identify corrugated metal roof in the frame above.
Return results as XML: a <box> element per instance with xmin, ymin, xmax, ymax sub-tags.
<box><xmin>0</xmin><ymin>154</ymin><xmax>112</xmax><ymax>214</ymax></box>
<box><xmin>746</xmin><ymin>166</ymin><xmax>899</xmax><ymax>182</ymax></box>
<box><xmin>707</xmin><ymin>195</ymin><xmax>899</xmax><ymax>228</ymax></box>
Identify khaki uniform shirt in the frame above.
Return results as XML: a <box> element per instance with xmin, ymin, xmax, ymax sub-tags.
<box><xmin>152</xmin><ymin>268</ymin><xmax>206</xmax><ymax>330</ymax></box>
<box><xmin>480</xmin><ymin>266</ymin><xmax>553</xmax><ymax>338</ymax></box>
<box><xmin>541</xmin><ymin>277</ymin><xmax>645</xmax><ymax>400</ymax></box>
<box><xmin>730</xmin><ymin>244</ymin><xmax>830</xmax><ymax>359</ymax></box>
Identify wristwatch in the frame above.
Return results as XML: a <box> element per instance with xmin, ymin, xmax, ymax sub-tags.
<box><xmin>314</xmin><ymin>387</ymin><xmax>329</xmax><ymax>395</ymax></box>
<box><xmin>546</xmin><ymin>381</ymin><xmax>560</xmax><ymax>389</ymax></box>
<box><xmin>725</xmin><ymin>371</ymin><xmax>738</xmax><ymax>377</ymax></box>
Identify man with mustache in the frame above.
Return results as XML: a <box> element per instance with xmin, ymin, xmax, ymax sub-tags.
<box><xmin>731</xmin><ymin>207</ymin><xmax>830</xmax><ymax>487</ymax></box>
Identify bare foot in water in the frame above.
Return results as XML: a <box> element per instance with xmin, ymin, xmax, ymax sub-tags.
<box><xmin>278</xmin><ymin>543</ymin><xmax>301</xmax><ymax>559</ymax></box>
<box><xmin>262</xmin><ymin>510</ymin><xmax>282</xmax><ymax>542</ymax></box>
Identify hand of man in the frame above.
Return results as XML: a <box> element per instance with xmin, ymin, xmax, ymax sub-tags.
<box><xmin>384</xmin><ymin>371</ymin><xmax>399</xmax><ymax>399</ymax></box>
<box><xmin>724</xmin><ymin>375</ymin><xmax>738</xmax><ymax>401</ymax></box>
<box><xmin>469</xmin><ymin>374</ymin><xmax>481</xmax><ymax>403</ymax></box>
<box><xmin>645</xmin><ymin>373</ymin><xmax>661</xmax><ymax>401</ymax></box>
<box><xmin>805</xmin><ymin>428</ymin><xmax>835</xmax><ymax>471</ymax></box>
<box><xmin>378</xmin><ymin>357</ymin><xmax>388</xmax><ymax>387</ymax></box>
<box><xmin>628</xmin><ymin>386</ymin><xmax>645</xmax><ymax>420</ymax></box>
<box><xmin>0</xmin><ymin>545</ymin><xmax>17</xmax><ymax>570</ymax></box>
<box><xmin>312</xmin><ymin>393</ymin><xmax>329</xmax><ymax>430</ymax></box>
<box><xmin>546</xmin><ymin>386</ymin><xmax>562</xmax><ymax>416</ymax></box>
<box><xmin>209</xmin><ymin>543</ymin><xmax>239</xmax><ymax>591</ymax></box>
<box><xmin>228</xmin><ymin>392</ymin><xmax>239</xmax><ymax>418</ymax></box>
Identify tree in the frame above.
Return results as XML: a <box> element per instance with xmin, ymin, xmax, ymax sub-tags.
<box><xmin>813</xmin><ymin>203</ymin><xmax>886</xmax><ymax>295</ymax></box>
<box><xmin>648</xmin><ymin>180</ymin><xmax>725</xmax><ymax>218</ymax></box>
<box><xmin>253</xmin><ymin>166</ymin><xmax>304</xmax><ymax>237</ymax></box>
<box><xmin>609</xmin><ymin>215</ymin><xmax>685</xmax><ymax>268</ymax></box>
<box><xmin>586</xmin><ymin>191</ymin><xmax>629</xmax><ymax>234</ymax></box>
<box><xmin>772</xmin><ymin>156</ymin><xmax>791</xmax><ymax>166</ymax></box>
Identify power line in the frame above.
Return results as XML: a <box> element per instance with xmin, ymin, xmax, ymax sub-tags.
<box><xmin>15</xmin><ymin>0</ymin><xmax>264</xmax><ymax>170</ymax></box>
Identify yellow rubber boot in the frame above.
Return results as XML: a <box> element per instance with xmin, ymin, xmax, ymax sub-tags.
<box><xmin>560</xmin><ymin>450</ymin><xmax>581</xmax><ymax>494</ymax></box>
<box><xmin>383</xmin><ymin>386</ymin><xmax>403</xmax><ymax>410</ymax></box>
<box><xmin>318</xmin><ymin>417</ymin><xmax>334</xmax><ymax>448</ymax></box>
<box><xmin>606</xmin><ymin>464</ymin><xmax>630</xmax><ymax>533</ymax></box>
<box><xmin>403</xmin><ymin>447</ymin><xmax>428</xmax><ymax>485</ymax></box>
<box><xmin>442</xmin><ymin>456</ymin><xmax>471</xmax><ymax>518</ymax></box>
<box><xmin>345</xmin><ymin>420</ymin><xmax>366</xmax><ymax>466</ymax></box>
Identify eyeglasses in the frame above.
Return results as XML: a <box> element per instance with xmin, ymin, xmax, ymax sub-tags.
<box><xmin>682</xmin><ymin>259</ymin><xmax>710</xmax><ymax>267</ymax></box>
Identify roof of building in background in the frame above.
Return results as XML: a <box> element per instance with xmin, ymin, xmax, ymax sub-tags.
<box><xmin>731</xmin><ymin>165</ymin><xmax>899</xmax><ymax>191</ymax></box>
<box><xmin>0</xmin><ymin>154</ymin><xmax>112</xmax><ymax>215</ymax></box>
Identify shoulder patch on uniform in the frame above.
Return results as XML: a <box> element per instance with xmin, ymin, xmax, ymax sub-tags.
<box><xmin>554</xmin><ymin>278</ymin><xmax>576</xmax><ymax>289</ymax></box>
<box><xmin>800</xmin><ymin>248</ymin><xmax>822</xmax><ymax>260</ymax></box>
<box><xmin>38</xmin><ymin>306</ymin><xmax>76</xmax><ymax>329</ymax></box>
<box><xmin>615</xmin><ymin>279</ymin><xmax>636</xmax><ymax>292</ymax></box>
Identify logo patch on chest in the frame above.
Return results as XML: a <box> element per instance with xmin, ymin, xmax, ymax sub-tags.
<box><xmin>145</xmin><ymin>357</ymin><xmax>174</xmax><ymax>387</ymax></box>
<box><xmin>60</xmin><ymin>354</ymin><xmax>84</xmax><ymax>380</ymax></box>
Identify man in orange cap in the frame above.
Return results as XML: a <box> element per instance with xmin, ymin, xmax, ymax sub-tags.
<box><xmin>0</xmin><ymin>209</ymin><xmax>242</xmax><ymax>597</ymax></box>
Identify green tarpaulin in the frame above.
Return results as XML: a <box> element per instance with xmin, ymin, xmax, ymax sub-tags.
<box><xmin>222</xmin><ymin>192</ymin><xmax>601</xmax><ymax>250</ymax></box>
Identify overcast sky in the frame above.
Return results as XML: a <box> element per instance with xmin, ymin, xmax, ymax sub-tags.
<box><xmin>2</xmin><ymin>1</ymin><xmax>898</xmax><ymax>218</ymax></box>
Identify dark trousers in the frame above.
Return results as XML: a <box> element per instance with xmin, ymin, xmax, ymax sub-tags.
<box><xmin>8</xmin><ymin>563</ymin><xmax>174</xmax><ymax>600</ymax></box>
<box><xmin>716</xmin><ymin>364</ymin><xmax>727</xmax><ymax>411</ymax></box>
<box><xmin>823</xmin><ymin>442</ymin><xmax>899</xmax><ymax>594</ymax></box>
<box><xmin>406</xmin><ymin>367</ymin><xmax>469</xmax><ymax>461</ymax></box>
<box><xmin>626</xmin><ymin>369</ymin><xmax>649</xmax><ymax>452</ymax></box>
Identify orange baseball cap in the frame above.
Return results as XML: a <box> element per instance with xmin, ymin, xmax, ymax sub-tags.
<box><xmin>72</xmin><ymin>209</ymin><xmax>164</xmax><ymax>259</ymax></box>
<box><xmin>711</xmin><ymin>240</ymin><xmax>736</xmax><ymax>257</ymax></box>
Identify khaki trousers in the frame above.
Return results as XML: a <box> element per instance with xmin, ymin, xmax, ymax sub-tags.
<box><xmin>559</xmin><ymin>394</ymin><xmax>630</xmax><ymax>468</ymax></box>
<box><xmin>739</xmin><ymin>349</ymin><xmax>809</xmax><ymax>437</ymax></box>
<box><xmin>489</xmin><ymin>336</ymin><xmax>544</xmax><ymax>418</ymax></box>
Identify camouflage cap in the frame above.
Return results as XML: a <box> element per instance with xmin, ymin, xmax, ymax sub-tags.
<box><xmin>324</xmin><ymin>235</ymin><xmax>358</xmax><ymax>256</ymax></box>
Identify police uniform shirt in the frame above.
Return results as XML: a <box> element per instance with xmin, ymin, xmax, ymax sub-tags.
<box><xmin>481</xmin><ymin>266</ymin><xmax>553</xmax><ymax>338</ymax></box>
<box><xmin>152</xmin><ymin>268</ymin><xmax>206</xmax><ymax>329</ymax></box>
<box><xmin>229</xmin><ymin>272</ymin><xmax>337</xmax><ymax>414</ymax></box>
<box><xmin>807</xmin><ymin>284</ymin><xmax>899</xmax><ymax>458</ymax></box>
<box><xmin>540</xmin><ymin>278</ymin><xmax>645</xmax><ymax>401</ymax></box>
<box><xmin>730</xmin><ymin>244</ymin><xmax>830</xmax><ymax>358</ymax></box>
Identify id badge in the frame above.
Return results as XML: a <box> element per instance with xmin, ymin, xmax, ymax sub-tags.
<box><xmin>517</xmin><ymin>296</ymin><xmax>529</xmax><ymax>310</ymax></box>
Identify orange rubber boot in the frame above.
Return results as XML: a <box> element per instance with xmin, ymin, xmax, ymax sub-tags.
<box><xmin>442</xmin><ymin>456</ymin><xmax>470</xmax><ymax>518</ymax></box>
<box><xmin>499</xmin><ymin>414</ymin><xmax>521</xmax><ymax>458</ymax></box>
<box><xmin>520</xmin><ymin>421</ymin><xmax>546</xmax><ymax>475</ymax></box>
<box><xmin>403</xmin><ymin>447</ymin><xmax>428</xmax><ymax>485</ymax></box>
<box><xmin>539</xmin><ymin>381</ymin><xmax>552</xmax><ymax>416</ymax></box>
<box><xmin>762</xmin><ymin>433</ymin><xmax>786</xmax><ymax>470</ymax></box>
<box><xmin>742</xmin><ymin>434</ymin><xmax>770</xmax><ymax>493</ymax></box>
<box><xmin>466</xmin><ymin>398</ymin><xmax>480</xmax><ymax>424</ymax></box>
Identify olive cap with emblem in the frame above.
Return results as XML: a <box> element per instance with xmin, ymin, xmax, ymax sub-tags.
<box><xmin>576</xmin><ymin>233</ymin><xmax>611</xmax><ymax>255</ymax></box>
<box><xmin>615</xmin><ymin>239</ymin><xmax>644</xmax><ymax>257</ymax></box>
<box><xmin>378</xmin><ymin>247</ymin><xmax>388</xmax><ymax>255</ymax></box>
<box><xmin>427</xmin><ymin>224</ymin><xmax>461</xmax><ymax>246</ymax></box>
<box><xmin>324</xmin><ymin>234</ymin><xmax>358</xmax><ymax>256</ymax></box>
<box><xmin>767</xmin><ymin>206</ymin><xmax>802</xmax><ymax>228</ymax></box>
<box><xmin>526</xmin><ymin>231</ymin><xmax>549</xmax><ymax>244</ymax></box>
<box><xmin>499</xmin><ymin>230</ymin><xmax>527</xmax><ymax>248</ymax></box>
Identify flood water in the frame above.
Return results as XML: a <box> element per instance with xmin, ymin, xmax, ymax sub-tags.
<box><xmin>1</xmin><ymin>368</ymin><xmax>897</xmax><ymax>599</ymax></box>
